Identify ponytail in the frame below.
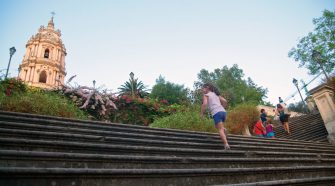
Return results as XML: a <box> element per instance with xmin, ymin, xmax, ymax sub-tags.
<box><xmin>203</xmin><ymin>83</ymin><xmax>221</xmax><ymax>96</ymax></box>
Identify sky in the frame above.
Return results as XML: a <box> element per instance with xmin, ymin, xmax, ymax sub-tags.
<box><xmin>0</xmin><ymin>0</ymin><xmax>334</xmax><ymax>105</ymax></box>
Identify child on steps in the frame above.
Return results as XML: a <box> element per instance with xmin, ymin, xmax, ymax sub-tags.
<box><xmin>265</xmin><ymin>118</ymin><xmax>275</xmax><ymax>139</ymax></box>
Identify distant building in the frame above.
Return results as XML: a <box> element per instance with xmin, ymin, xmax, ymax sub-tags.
<box><xmin>18</xmin><ymin>16</ymin><xmax>66</xmax><ymax>89</ymax></box>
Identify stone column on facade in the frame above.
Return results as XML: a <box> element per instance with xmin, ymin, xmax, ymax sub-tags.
<box><xmin>24</xmin><ymin>47</ymin><xmax>30</xmax><ymax>60</ymax></box>
<box><xmin>310</xmin><ymin>85</ymin><xmax>335</xmax><ymax>144</ymax></box>
<box><xmin>50</xmin><ymin>71</ymin><xmax>53</xmax><ymax>85</ymax></box>
<box><xmin>35</xmin><ymin>45</ymin><xmax>38</xmax><ymax>57</ymax></box>
<box><xmin>49</xmin><ymin>48</ymin><xmax>53</xmax><ymax>60</ymax></box>
<box><xmin>24</xmin><ymin>69</ymin><xmax>28</xmax><ymax>81</ymax></box>
<box><xmin>37</xmin><ymin>45</ymin><xmax>41</xmax><ymax>58</ymax></box>
<box><xmin>52</xmin><ymin>71</ymin><xmax>56</xmax><ymax>85</ymax></box>
<box><xmin>53</xmin><ymin>48</ymin><xmax>57</xmax><ymax>61</ymax></box>
<box><xmin>62</xmin><ymin>54</ymin><xmax>65</xmax><ymax>68</ymax></box>
<box><xmin>48</xmin><ymin>70</ymin><xmax>52</xmax><ymax>85</ymax></box>
<box><xmin>20</xmin><ymin>69</ymin><xmax>25</xmax><ymax>81</ymax></box>
<box><xmin>34</xmin><ymin>44</ymin><xmax>38</xmax><ymax>57</ymax></box>
<box><xmin>31</xmin><ymin>67</ymin><xmax>36</xmax><ymax>83</ymax></box>
<box><xmin>30</xmin><ymin>45</ymin><xmax>34</xmax><ymax>57</ymax></box>
<box><xmin>27</xmin><ymin>67</ymin><xmax>32</xmax><ymax>83</ymax></box>
<box><xmin>58</xmin><ymin>49</ymin><xmax>61</xmax><ymax>61</ymax></box>
<box><xmin>55</xmin><ymin>71</ymin><xmax>58</xmax><ymax>85</ymax></box>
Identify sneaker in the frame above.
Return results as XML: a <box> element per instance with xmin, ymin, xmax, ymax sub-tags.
<box><xmin>224</xmin><ymin>144</ymin><xmax>230</xmax><ymax>150</ymax></box>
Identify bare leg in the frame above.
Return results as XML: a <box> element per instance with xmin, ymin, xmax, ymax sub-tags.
<box><xmin>283</xmin><ymin>123</ymin><xmax>287</xmax><ymax>133</ymax></box>
<box><xmin>285</xmin><ymin>122</ymin><xmax>290</xmax><ymax>134</ymax></box>
<box><xmin>215</xmin><ymin>122</ymin><xmax>230</xmax><ymax>149</ymax></box>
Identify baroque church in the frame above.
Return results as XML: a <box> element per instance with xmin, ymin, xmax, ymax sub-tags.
<box><xmin>18</xmin><ymin>16</ymin><xmax>66</xmax><ymax>89</ymax></box>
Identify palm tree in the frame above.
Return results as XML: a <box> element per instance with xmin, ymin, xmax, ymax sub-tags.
<box><xmin>118</xmin><ymin>72</ymin><xmax>149</xmax><ymax>98</ymax></box>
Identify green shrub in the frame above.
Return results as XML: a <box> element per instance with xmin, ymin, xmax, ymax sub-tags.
<box><xmin>110</xmin><ymin>95</ymin><xmax>183</xmax><ymax>125</ymax></box>
<box><xmin>0</xmin><ymin>88</ymin><xmax>87</xmax><ymax>120</ymax></box>
<box><xmin>0</xmin><ymin>78</ymin><xmax>27</xmax><ymax>96</ymax></box>
<box><xmin>225</xmin><ymin>103</ymin><xmax>259</xmax><ymax>135</ymax></box>
<box><xmin>151</xmin><ymin>104</ymin><xmax>259</xmax><ymax>135</ymax></box>
<box><xmin>150</xmin><ymin>107</ymin><xmax>217</xmax><ymax>133</ymax></box>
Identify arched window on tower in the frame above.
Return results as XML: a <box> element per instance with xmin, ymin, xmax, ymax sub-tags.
<box><xmin>39</xmin><ymin>70</ymin><xmax>47</xmax><ymax>83</ymax></box>
<box><xmin>44</xmin><ymin>49</ymin><xmax>49</xmax><ymax>58</ymax></box>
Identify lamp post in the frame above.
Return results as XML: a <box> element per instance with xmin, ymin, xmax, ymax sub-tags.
<box><xmin>312</xmin><ymin>50</ymin><xmax>330</xmax><ymax>81</ymax></box>
<box><xmin>293</xmin><ymin>78</ymin><xmax>308</xmax><ymax>113</ymax></box>
<box><xmin>5</xmin><ymin>47</ymin><xmax>16</xmax><ymax>79</ymax></box>
<box><xmin>93</xmin><ymin>80</ymin><xmax>96</xmax><ymax>89</ymax></box>
<box><xmin>129</xmin><ymin>72</ymin><xmax>135</xmax><ymax>97</ymax></box>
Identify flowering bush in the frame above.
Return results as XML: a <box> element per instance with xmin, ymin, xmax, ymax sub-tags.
<box><xmin>57</xmin><ymin>76</ymin><xmax>180</xmax><ymax>124</ymax></box>
<box><xmin>110</xmin><ymin>95</ymin><xmax>181</xmax><ymax>125</ymax></box>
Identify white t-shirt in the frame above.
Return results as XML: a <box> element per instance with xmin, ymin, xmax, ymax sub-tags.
<box><xmin>205</xmin><ymin>92</ymin><xmax>225</xmax><ymax>116</ymax></box>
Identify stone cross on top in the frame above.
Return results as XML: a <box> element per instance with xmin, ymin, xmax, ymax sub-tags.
<box><xmin>51</xmin><ymin>11</ymin><xmax>56</xmax><ymax>19</ymax></box>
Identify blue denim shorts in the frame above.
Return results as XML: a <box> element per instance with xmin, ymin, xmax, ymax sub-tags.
<box><xmin>213</xmin><ymin>112</ymin><xmax>227</xmax><ymax>125</ymax></box>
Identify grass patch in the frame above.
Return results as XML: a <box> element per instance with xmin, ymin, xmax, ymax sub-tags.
<box><xmin>150</xmin><ymin>107</ymin><xmax>217</xmax><ymax>133</ymax></box>
<box><xmin>0</xmin><ymin>81</ymin><xmax>87</xmax><ymax>119</ymax></box>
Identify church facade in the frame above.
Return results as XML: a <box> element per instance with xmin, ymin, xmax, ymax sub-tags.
<box><xmin>18</xmin><ymin>16</ymin><xmax>66</xmax><ymax>89</ymax></box>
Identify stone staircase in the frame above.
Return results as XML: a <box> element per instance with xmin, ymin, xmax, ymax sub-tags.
<box><xmin>1</xmin><ymin>110</ymin><xmax>335</xmax><ymax>186</ymax></box>
<box><xmin>274</xmin><ymin>113</ymin><xmax>329</xmax><ymax>142</ymax></box>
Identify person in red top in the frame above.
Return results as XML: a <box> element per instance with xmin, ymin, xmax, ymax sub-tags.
<box><xmin>253</xmin><ymin>120</ymin><xmax>265</xmax><ymax>137</ymax></box>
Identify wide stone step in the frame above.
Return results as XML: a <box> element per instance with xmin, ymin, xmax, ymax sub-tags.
<box><xmin>1</xmin><ymin>166</ymin><xmax>335</xmax><ymax>186</ymax></box>
<box><xmin>278</xmin><ymin>127</ymin><xmax>328</xmax><ymax>141</ymax></box>
<box><xmin>0</xmin><ymin>111</ymin><xmax>334</xmax><ymax>185</ymax></box>
<box><xmin>217</xmin><ymin>176</ymin><xmax>335</xmax><ymax>186</ymax></box>
<box><xmin>2</xmin><ymin>150</ymin><xmax>335</xmax><ymax>169</ymax></box>
<box><xmin>0</xmin><ymin>137</ymin><xmax>244</xmax><ymax>157</ymax></box>
<box><xmin>274</xmin><ymin>113</ymin><xmax>329</xmax><ymax>142</ymax></box>
<box><xmin>0</xmin><ymin>117</ymin><xmax>333</xmax><ymax>151</ymax></box>
<box><xmin>0</xmin><ymin>138</ymin><xmax>335</xmax><ymax>158</ymax></box>
<box><xmin>1</xmin><ymin>137</ymin><xmax>334</xmax><ymax>159</ymax></box>
<box><xmin>276</xmin><ymin>123</ymin><xmax>326</xmax><ymax>136</ymax></box>
<box><xmin>0</xmin><ymin>111</ymin><xmax>331</xmax><ymax>148</ymax></box>
<box><xmin>1</xmin><ymin>127</ymin><xmax>335</xmax><ymax>154</ymax></box>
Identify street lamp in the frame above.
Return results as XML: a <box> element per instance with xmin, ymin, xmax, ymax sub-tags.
<box><xmin>312</xmin><ymin>50</ymin><xmax>330</xmax><ymax>81</ymax></box>
<box><xmin>5</xmin><ymin>47</ymin><xmax>16</xmax><ymax>79</ymax></box>
<box><xmin>129</xmin><ymin>72</ymin><xmax>135</xmax><ymax>97</ymax></box>
<box><xmin>292</xmin><ymin>78</ymin><xmax>308</xmax><ymax>113</ymax></box>
<box><xmin>93</xmin><ymin>80</ymin><xmax>96</xmax><ymax>89</ymax></box>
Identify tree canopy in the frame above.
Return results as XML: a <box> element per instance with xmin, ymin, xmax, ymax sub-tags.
<box><xmin>288</xmin><ymin>9</ymin><xmax>335</xmax><ymax>75</ymax></box>
<box><xmin>194</xmin><ymin>64</ymin><xmax>268</xmax><ymax>107</ymax></box>
<box><xmin>150</xmin><ymin>75</ymin><xmax>190</xmax><ymax>105</ymax></box>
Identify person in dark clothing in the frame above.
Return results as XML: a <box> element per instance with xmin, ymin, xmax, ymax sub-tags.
<box><xmin>260</xmin><ymin>109</ymin><xmax>267</xmax><ymax>127</ymax></box>
<box><xmin>276</xmin><ymin>103</ymin><xmax>291</xmax><ymax>134</ymax></box>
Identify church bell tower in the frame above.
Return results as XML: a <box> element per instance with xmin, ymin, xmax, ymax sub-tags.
<box><xmin>18</xmin><ymin>15</ymin><xmax>66</xmax><ymax>89</ymax></box>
